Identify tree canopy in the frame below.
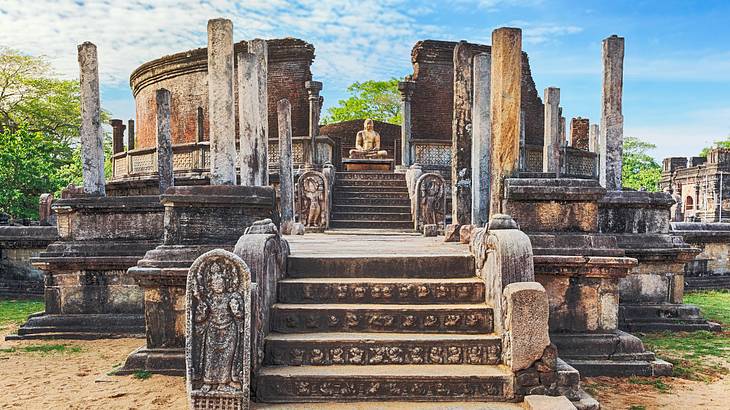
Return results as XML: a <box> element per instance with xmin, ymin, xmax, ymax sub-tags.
<box><xmin>699</xmin><ymin>135</ymin><xmax>730</xmax><ymax>158</ymax></box>
<box><xmin>322</xmin><ymin>79</ymin><xmax>401</xmax><ymax>125</ymax></box>
<box><xmin>622</xmin><ymin>136</ymin><xmax>662</xmax><ymax>192</ymax></box>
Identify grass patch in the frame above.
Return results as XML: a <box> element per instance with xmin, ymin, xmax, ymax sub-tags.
<box><xmin>20</xmin><ymin>344</ymin><xmax>82</xmax><ymax>354</ymax></box>
<box><xmin>0</xmin><ymin>347</ymin><xmax>16</xmax><ymax>353</ymax></box>
<box><xmin>685</xmin><ymin>290</ymin><xmax>730</xmax><ymax>327</ymax></box>
<box><xmin>0</xmin><ymin>298</ymin><xmax>44</xmax><ymax>327</ymax></box>
<box><xmin>628</xmin><ymin>376</ymin><xmax>671</xmax><ymax>393</ymax></box>
<box><xmin>629</xmin><ymin>406</ymin><xmax>646</xmax><ymax>410</ymax></box>
<box><xmin>132</xmin><ymin>370</ymin><xmax>151</xmax><ymax>380</ymax></box>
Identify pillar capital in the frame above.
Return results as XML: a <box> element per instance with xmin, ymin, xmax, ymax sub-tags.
<box><xmin>305</xmin><ymin>80</ymin><xmax>323</xmax><ymax>98</ymax></box>
<box><xmin>397</xmin><ymin>80</ymin><xmax>416</xmax><ymax>101</ymax></box>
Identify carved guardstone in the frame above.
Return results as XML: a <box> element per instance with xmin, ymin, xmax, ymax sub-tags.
<box><xmin>414</xmin><ymin>173</ymin><xmax>446</xmax><ymax>233</ymax></box>
<box><xmin>186</xmin><ymin>249</ymin><xmax>251</xmax><ymax>410</ymax></box>
<box><xmin>297</xmin><ymin>170</ymin><xmax>328</xmax><ymax>232</ymax></box>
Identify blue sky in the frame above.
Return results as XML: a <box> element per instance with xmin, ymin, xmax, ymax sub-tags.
<box><xmin>1</xmin><ymin>0</ymin><xmax>728</xmax><ymax>160</ymax></box>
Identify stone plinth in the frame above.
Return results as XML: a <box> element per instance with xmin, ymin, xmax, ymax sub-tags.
<box><xmin>9</xmin><ymin>196</ymin><xmax>164</xmax><ymax>340</ymax></box>
<box><xmin>342</xmin><ymin>158</ymin><xmax>393</xmax><ymax>172</ymax></box>
<box><xmin>599</xmin><ymin>191</ymin><xmax>719</xmax><ymax>332</ymax></box>
<box><xmin>0</xmin><ymin>226</ymin><xmax>58</xmax><ymax>298</ymax></box>
<box><xmin>120</xmin><ymin>185</ymin><xmax>276</xmax><ymax>375</ymax></box>
<box><xmin>672</xmin><ymin>222</ymin><xmax>730</xmax><ymax>290</ymax></box>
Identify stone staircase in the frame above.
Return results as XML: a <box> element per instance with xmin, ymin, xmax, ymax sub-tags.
<box><xmin>330</xmin><ymin>172</ymin><xmax>413</xmax><ymax>230</ymax></box>
<box><xmin>255</xmin><ymin>252</ymin><xmax>515</xmax><ymax>402</ymax></box>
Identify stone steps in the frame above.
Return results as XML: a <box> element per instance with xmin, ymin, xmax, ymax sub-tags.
<box><xmin>278</xmin><ymin>277</ymin><xmax>485</xmax><ymax>304</ymax></box>
<box><xmin>271</xmin><ymin>303</ymin><xmax>493</xmax><ymax>334</ymax></box>
<box><xmin>255</xmin><ymin>364</ymin><xmax>514</xmax><ymax>402</ymax></box>
<box><xmin>335</xmin><ymin>179</ymin><xmax>407</xmax><ymax>187</ymax></box>
<box><xmin>336</xmin><ymin>185</ymin><xmax>409</xmax><ymax>193</ymax></box>
<box><xmin>264</xmin><ymin>332</ymin><xmax>502</xmax><ymax>366</ymax></box>
<box><xmin>685</xmin><ymin>275</ymin><xmax>730</xmax><ymax>290</ymax></box>
<box><xmin>334</xmin><ymin>197</ymin><xmax>411</xmax><ymax>207</ymax></box>
<box><xmin>287</xmin><ymin>255</ymin><xmax>475</xmax><ymax>278</ymax></box>
<box><xmin>329</xmin><ymin>220</ymin><xmax>413</xmax><ymax>230</ymax></box>
<box><xmin>337</xmin><ymin>171</ymin><xmax>406</xmax><ymax>180</ymax></box>
<box><xmin>334</xmin><ymin>191</ymin><xmax>410</xmax><ymax>199</ymax></box>
<box><xmin>330</xmin><ymin>212</ymin><xmax>412</xmax><ymax>222</ymax></box>
<box><xmin>333</xmin><ymin>204</ymin><xmax>412</xmax><ymax>214</ymax></box>
<box><xmin>8</xmin><ymin>313</ymin><xmax>145</xmax><ymax>340</ymax></box>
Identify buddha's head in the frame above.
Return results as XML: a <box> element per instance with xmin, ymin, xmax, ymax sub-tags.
<box><xmin>364</xmin><ymin>119</ymin><xmax>374</xmax><ymax>131</ymax></box>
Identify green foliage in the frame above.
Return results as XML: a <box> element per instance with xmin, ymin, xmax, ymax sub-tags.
<box><xmin>21</xmin><ymin>344</ymin><xmax>82</xmax><ymax>353</ymax></box>
<box><xmin>0</xmin><ymin>298</ymin><xmax>44</xmax><ymax>328</ymax></box>
<box><xmin>322</xmin><ymin>79</ymin><xmax>401</xmax><ymax>125</ymax></box>
<box><xmin>699</xmin><ymin>136</ymin><xmax>730</xmax><ymax>158</ymax></box>
<box><xmin>685</xmin><ymin>290</ymin><xmax>730</xmax><ymax>328</ymax></box>
<box><xmin>133</xmin><ymin>370</ymin><xmax>152</xmax><ymax>380</ymax></box>
<box><xmin>622</xmin><ymin>137</ymin><xmax>661</xmax><ymax>192</ymax></box>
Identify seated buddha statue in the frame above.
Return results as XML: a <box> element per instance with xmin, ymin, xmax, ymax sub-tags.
<box><xmin>348</xmin><ymin>119</ymin><xmax>388</xmax><ymax>159</ymax></box>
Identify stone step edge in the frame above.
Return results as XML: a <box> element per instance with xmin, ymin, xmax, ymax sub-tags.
<box><xmin>279</xmin><ymin>278</ymin><xmax>484</xmax><ymax>284</ymax></box>
<box><xmin>273</xmin><ymin>303</ymin><xmax>490</xmax><ymax>310</ymax></box>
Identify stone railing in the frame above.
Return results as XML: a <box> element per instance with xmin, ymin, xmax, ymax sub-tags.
<box><xmin>521</xmin><ymin>144</ymin><xmax>598</xmax><ymax>179</ymax></box>
<box><xmin>413</xmin><ymin>139</ymin><xmax>451</xmax><ymax>171</ymax></box>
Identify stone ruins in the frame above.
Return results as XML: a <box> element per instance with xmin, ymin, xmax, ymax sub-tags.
<box><xmin>4</xmin><ymin>15</ymin><xmax>729</xmax><ymax>410</ymax></box>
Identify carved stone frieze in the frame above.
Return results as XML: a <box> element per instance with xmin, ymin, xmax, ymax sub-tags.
<box><xmin>280</xmin><ymin>280</ymin><xmax>484</xmax><ymax>304</ymax></box>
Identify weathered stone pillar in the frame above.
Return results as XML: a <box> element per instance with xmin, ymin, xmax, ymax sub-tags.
<box><xmin>278</xmin><ymin>99</ymin><xmax>295</xmax><ymax>234</ymax></box>
<box><xmin>250</xmin><ymin>39</ymin><xmax>269</xmax><ymax>185</ymax></box>
<box><xmin>78</xmin><ymin>42</ymin><xmax>105</xmax><ymax>196</ymax></box>
<box><xmin>589</xmin><ymin>123</ymin><xmax>600</xmax><ymax>153</ymax></box>
<box><xmin>452</xmin><ymin>41</ymin><xmax>475</xmax><ymax>225</ymax></box>
<box><xmin>207</xmin><ymin>18</ymin><xmax>236</xmax><ymax>185</ymax></box>
<box><xmin>570</xmin><ymin>117</ymin><xmax>590</xmax><ymax>150</ymax></box>
<box><xmin>600</xmin><ymin>35</ymin><xmax>625</xmax><ymax>190</ymax></box>
<box><xmin>489</xmin><ymin>28</ymin><xmax>522</xmax><ymax>216</ymax></box>
<box><xmin>127</xmin><ymin>119</ymin><xmax>135</xmax><ymax>151</ymax></box>
<box><xmin>111</xmin><ymin>119</ymin><xmax>125</xmax><ymax>154</ymax></box>
<box><xmin>397</xmin><ymin>79</ymin><xmax>416</xmax><ymax>170</ymax></box>
<box><xmin>238</xmin><ymin>51</ymin><xmax>265</xmax><ymax>186</ymax></box>
<box><xmin>542</xmin><ymin>87</ymin><xmax>560</xmax><ymax>174</ymax></box>
<box><xmin>196</xmin><ymin>107</ymin><xmax>204</xmax><ymax>143</ymax></box>
<box><xmin>305</xmin><ymin>80</ymin><xmax>323</xmax><ymax>166</ymax></box>
<box><xmin>471</xmin><ymin>53</ymin><xmax>491</xmax><ymax>227</ymax></box>
<box><xmin>156</xmin><ymin>88</ymin><xmax>174</xmax><ymax>194</ymax></box>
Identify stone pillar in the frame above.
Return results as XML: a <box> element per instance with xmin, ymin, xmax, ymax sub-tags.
<box><xmin>471</xmin><ymin>53</ymin><xmax>491</xmax><ymax>227</ymax></box>
<box><xmin>196</xmin><ymin>107</ymin><xmax>204</xmax><ymax>143</ymax></box>
<box><xmin>77</xmin><ymin>42</ymin><xmax>105</xmax><ymax>196</ymax></box>
<box><xmin>305</xmin><ymin>80</ymin><xmax>323</xmax><ymax>166</ymax></box>
<box><xmin>397</xmin><ymin>80</ymin><xmax>416</xmax><ymax>170</ymax></box>
<box><xmin>489</xmin><ymin>28</ymin><xmax>522</xmax><ymax>216</ymax></box>
<box><xmin>250</xmin><ymin>39</ymin><xmax>269</xmax><ymax>185</ymax></box>
<box><xmin>278</xmin><ymin>99</ymin><xmax>295</xmax><ymax>234</ymax></box>
<box><xmin>589</xmin><ymin>123</ymin><xmax>600</xmax><ymax>153</ymax></box>
<box><xmin>207</xmin><ymin>18</ymin><xmax>236</xmax><ymax>185</ymax></box>
<box><xmin>570</xmin><ymin>117</ymin><xmax>590</xmax><ymax>150</ymax></box>
<box><xmin>452</xmin><ymin>41</ymin><xmax>474</xmax><ymax>225</ymax></box>
<box><xmin>156</xmin><ymin>88</ymin><xmax>174</xmax><ymax>194</ymax></box>
<box><xmin>559</xmin><ymin>110</ymin><xmax>566</xmax><ymax>145</ymax></box>
<box><xmin>111</xmin><ymin>119</ymin><xmax>125</xmax><ymax>154</ymax></box>
<box><xmin>237</xmin><ymin>51</ymin><xmax>266</xmax><ymax>186</ymax></box>
<box><xmin>600</xmin><ymin>35</ymin><xmax>625</xmax><ymax>191</ymax></box>
<box><xmin>127</xmin><ymin>119</ymin><xmax>135</xmax><ymax>151</ymax></box>
<box><xmin>542</xmin><ymin>87</ymin><xmax>560</xmax><ymax>174</ymax></box>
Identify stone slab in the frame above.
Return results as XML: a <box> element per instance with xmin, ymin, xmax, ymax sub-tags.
<box><xmin>523</xmin><ymin>395</ymin><xmax>576</xmax><ymax>410</ymax></box>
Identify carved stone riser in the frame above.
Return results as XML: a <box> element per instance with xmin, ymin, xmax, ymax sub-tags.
<box><xmin>334</xmin><ymin>179</ymin><xmax>407</xmax><ymax>187</ymax></box>
<box><xmin>329</xmin><ymin>221</ymin><xmax>414</xmax><ymax>230</ymax></box>
<box><xmin>278</xmin><ymin>280</ymin><xmax>485</xmax><ymax>304</ymax></box>
<box><xmin>334</xmin><ymin>198</ymin><xmax>411</xmax><ymax>207</ymax></box>
<box><xmin>256</xmin><ymin>374</ymin><xmax>511</xmax><ymax>402</ymax></box>
<box><xmin>271</xmin><ymin>307</ymin><xmax>493</xmax><ymax>334</ymax></box>
<box><xmin>337</xmin><ymin>172</ymin><xmax>406</xmax><ymax>181</ymax></box>
<box><xmin>288</xmin><ymin>255</ymin><xmax>474</xmax><ymax>279</ymax></box>
<box><xmin>265</xmin><ymin>338</ymin><xmax>502</xmax><ymax>366</ymax></box>
<box><xmin>336</xmin><ymin>186</ymin><xmax>409</xmax><ymax>193</ymax></box>
<box><xmin>333</xmin><ymin>205</ymin><xmax>411</xmax><ymax>214</ymax></box>
<box><xmin>330</xmin><ymin>212</ymin><xmax>412</xmax><ymax>222</ymax></box>
<box><xmin>334</xmin><ymin>192</ymin><xmax>410</xmax><ymax>200</ymax></box>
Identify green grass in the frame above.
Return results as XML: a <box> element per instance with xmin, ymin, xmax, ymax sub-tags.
<box><xmin>0</xmin><ymin>298</ymin><xmax>44</xmax><ymax>327</ymax></box>
<box><xmin>629</xmin><ymin>406</ymin><xmax>646</xmax><ymax>410</ymax></box>
<box><xmin>627</xmin><ymin>376</ymin><xmax>671</xmax><ymax>393</ymax></box>
<box><xmin>0</xmin><ymin>343</ymin><xmax>83</xmax><ymax>355</ymax></box>
<box><xmin>685</xmin><ymin>290</ymin><xmax>730</xmax><ymax>327</ymax></box>
<box><xmin>132</xmin><ymin>370</ymin><xmax>152</xmax><ymax>380</ymax></box>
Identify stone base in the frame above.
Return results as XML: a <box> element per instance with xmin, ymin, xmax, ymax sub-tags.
<box><xmin>552</xmin><ymin>330</ymin><xmax>672</xmax><ymax>377</ymax></box>
<box><xmin>7</xmin><ymin>312</ymin><xmax>144</xmax><ymax>340</ymax></box>
<box><xmin>685</xmin><ymin>273</ymin><xmax>730</xmax><ymax>291</ymax></box>
<box><xmin>117</xmin><ymin>345</ymin><xmax>185</xmax><ymax>376</ymax></box>
<box><xmin>342</xmin><ymin>158</ymin><xmax>393</xmax><ymax>172</ymax></box>
<box><xmin>619</xmin><ymin>303</ymin><xmax>722</xmax><ymax>332</ymax></box>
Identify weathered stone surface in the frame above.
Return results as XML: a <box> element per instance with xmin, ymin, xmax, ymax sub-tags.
<box><xmin>444</xmin><ymin>224</ymin><xmax>461</xmax><ymax>242</ymax></box>
<box><xmin>523</xmin><ymin>395</ymin><xmax>576</xmax><ymax>410</ymax></box>
<box><xmin>78</xmin><ymin>42</ymin><xmax>105</xmax><ymax>196</ymax></box>
<box><xmin>423</xmin><ymin>224</ymin><xmax>438</xmax><ymax>237</ymax></box>
<box><xmin>452</xmin><ymin>41</ymin><xmax>475</xmax><ymax>225</ymax></box>
<box><xmin>503</xmin><ymin>282</ymin><xmax>550</xmax><ymax>372</ymax></box>
<box><xmin>291</xmin><ymin>223</ymin><xmax>305</xmax><ymax>235</ymax></box>
<box><xmin>305</xmin><ymin>80</ymin><xmax>323</xmax><ymax>165</ymax></box>
<box><xmin>207</xmin><ymin>18</ymin><xmax>237</xmax><ymax>185</ymax></box>
<box><xmin>186</xmin><ymin>249</ymin><xmax>251</xmax><ymax>409</ymax></box>
<box><xmin>415</xmin><ymin>173</ymin><xmax>446</xmax><ymax>232</ymax></box>
<box><xmin>277</xmin><ymin>99</ymin><xmax>295</xmax><ymax>233</ymax></box>
<box><xmin>459</xmin><ymin>225</ymin><xmax>475</xmax><ymax>244</ymax></box>
<box><xmin>490</xmin><ymin>28</ymin><xmax>522</xmax><ymax>216</ymax></box>
<box><xmin>542</xmin><ymin>87</ymin><xmax>560</xmax><ymax>174</ymax></box>
<box><xmin>250</xmin><ymin>39</ymin><xmax>269</xmax><ymax>185</ymax></box>
<box><xmin>156</xmin><ymin>88</ymin><xmax>174</xmax><ymax>193</ymax></box>
<box><xmin>471</xmin><ymin>53</ymin><xmax>491</xmax><ymax>227</ymax></box>
<box><xmin>111</xmin><ymin>119</ymin><xmax>126</xmax><ymax>154</ymax></box>
<box><xmin>297</xmin><ymin>170</ymin><xmax>328</xmax><ymax>231</ymax></box>
<box><xmin>588</xmin><ymin>124</ymin><xmax>599</xmax><ymax>153</ymax></box>
<box><xmin>570</xmin><ymin>117</ymin><xmax>589</xmax><ymax>151</ymax></box>
<box><xmin>405</xmin><ymin>164</ymin><xmax>423</xmax><ymax>216</ymax></box>
<box><xmin>397</xmin><ymin>80</ymin><xmax>416</xmax><ymax>168</ymax></box>
<box><xmin>39</xmin><ymin>193</ymin><xmax>55</xmax><ymax>226</ymax></box>
<box><xmin>599</xmin><ymin>35</ymin><xmax>624</xmax><ymax>190</ymax></box>
<box><xmin>127</xmin><ymin>119</ymin><xmax>135</xmax><ymax>150</ymax></box>
<box><xmin>237</xmin><ymin>51</ymin><xmax>265</xmax><ymax>186</ymax></box>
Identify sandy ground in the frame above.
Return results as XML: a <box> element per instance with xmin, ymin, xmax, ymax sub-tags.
<box><xmin>2</xmin><ymin>323</ymin><xmax>730</xmax><ymax>410</ymax></box>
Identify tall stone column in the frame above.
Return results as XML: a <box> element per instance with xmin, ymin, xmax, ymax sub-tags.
<box><xmin>471</xmin><ymin>53</ymin><xmax>491</xmax><ymax>227</ymax></box>
<box><xmin>277</xmin><ymin>99</ymin><xmax>295</xmax><ymax>233</ymax></box>
<box><xmin>250</xmin><ymin>39</ymin><xmax>269</xmax><ymax>185</ymax></box>
<box><xmin>127</xmin><ymin>119</ymin><xmax>135</xmax><ymax>150</ymax></box>
<box><xmin>207</xmin><ymin>18</ymin><xmax>236</xmax><ymax>185</ymax></box>
<box><xmin>305</xmin><ymin>80</ymin><xmax>323</xmax><ymax>166</ymax></box>
<box><xmin>397</xmin><ymin>79</ymin><xmax>416</xmax><ymax>171</ymax></box>
<box><xmin>156</xmin><ymin>88</ymin><xmax>174</xmax><ymax>194</ymax></box>
<box><xmin>78</xmin><ymin>42</ymin><xmax>105</xmax><ymax>196</ymax></box>
<box><xmin>111</xmin><ymin>119</ymin><xmax>125</xmax><ymax>154</ymax></box>
<box><xmin>599</xmin><ymin>35</ymin><xmax>625</xmax><ymax>190</ymax></box>
<box><xmin>452</xmin><ymin>41</ymin><xmax>475</xmax><ymax>225</ymax></box>
<box><xmin>589</xmin><ymin>123</ymin><xmax>600</xmax><ymax>153</ymax></box>
<box><xmin>489</xmin><ymin>28</ymin><xmax>522</xmax><ymax>216</ymax></box>
<box><xmin>542</xmin><ymin>87</ymin><xmax>560</xmax><ymax>174</ymax></box>
<box><xmin>238</xmin><ymin>52</ymin><xmax>265</xmax><ymax>186</ymax></box>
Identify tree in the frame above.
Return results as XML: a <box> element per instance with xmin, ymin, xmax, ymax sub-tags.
<box><xmin>622</xmin><ymin>136</ymin><xmax>662</xmax><ymax>192</ymax></box>
<box><xmin>699</xmin><ymin>135</ymin><xmax>730</xmax><ymax>158</ymax></box>
<box><xmin>322</xmin><ymin>79</ymin><xmax>401</xmax><ymax>125</ymax></box>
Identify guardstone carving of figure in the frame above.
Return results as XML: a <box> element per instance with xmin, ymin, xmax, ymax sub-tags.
<box><xmin>297</xmin><ymin>171</ymin><xmax>327</xmax><ymax>229</ymax></box>
<box><xmin>415</xmin><ymin>173</ymin><xmax>446</xmax><ymax>231</ymax></box>
<box><xmin>349</xmin><ymin>119</ymin><xmax>388</xmax><ymax>159</ymax></box>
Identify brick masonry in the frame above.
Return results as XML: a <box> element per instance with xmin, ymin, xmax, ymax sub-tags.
<box><xmin>570</xmin><ymin>117</ymin><xmax>590</xmax><ymax>150</ymax></box>
<box><xmin>319</xmin><ymin>119</ymin><xmax>401</xmax><ymax>168</ymax></box>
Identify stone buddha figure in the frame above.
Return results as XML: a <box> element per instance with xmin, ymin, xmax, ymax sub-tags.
<box><xmin>349</xmin><ymin>119</ymin><xmax>388</xmax><ymax>159</ymax></box>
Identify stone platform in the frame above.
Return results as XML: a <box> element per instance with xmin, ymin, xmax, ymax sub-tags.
<box><xmin>342</xmin><ymin>158</ymin><xmax>394</xmax><ymax>172</ymax></box>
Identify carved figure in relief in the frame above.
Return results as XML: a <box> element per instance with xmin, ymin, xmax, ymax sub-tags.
<box><xmin>420</xmin><ymin>175</ymin><xmax>444</xmax><ymax>225</ymax></box>
<box><xmin>301</xmin><ymin>175</ymin><xmax>324</xmax><ymax>227</ymax></box>
<box><xmin>349</xmin><ymin>119</ymin><xmax>388</xmax><ymax>158</ymax></box>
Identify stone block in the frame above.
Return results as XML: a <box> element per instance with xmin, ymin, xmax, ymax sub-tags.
<box><xmin>523</xmin><ymin>395</ymin><xmax>577</xmax><ymax>410</ymax></box>
<box><xmin>423</xmin><ymin>224</ymin><xmax>438</xmax><ymax>237</ymax></box>
<box><xmin>459</xmin><ymin>224</ymin><xmax>475</xmax><ymax>244</ymax></box>
<box><xmin>444</xmin><ymin>224</ymin><xmax>461</xmax><ymax>242</ymax></box>
<box><xmin>291</xmin><ymin>223</ymin><xmax>305</xmax><ymax>235</ymax></box>
<box><xmin>504</xmin><ymin>282</ymin><xmax>550</xmax><ymax>371</ymax></box>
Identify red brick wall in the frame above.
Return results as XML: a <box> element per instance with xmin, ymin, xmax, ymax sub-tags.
<box><xmin>570</xmin><ymin>117</ymin><xmax>590</xmax><ymax>150</ymax></box>
<box><xmin>319</xmin><ymin>119</ymin><xmax>401</xmax><ymax>168</ymax></box>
